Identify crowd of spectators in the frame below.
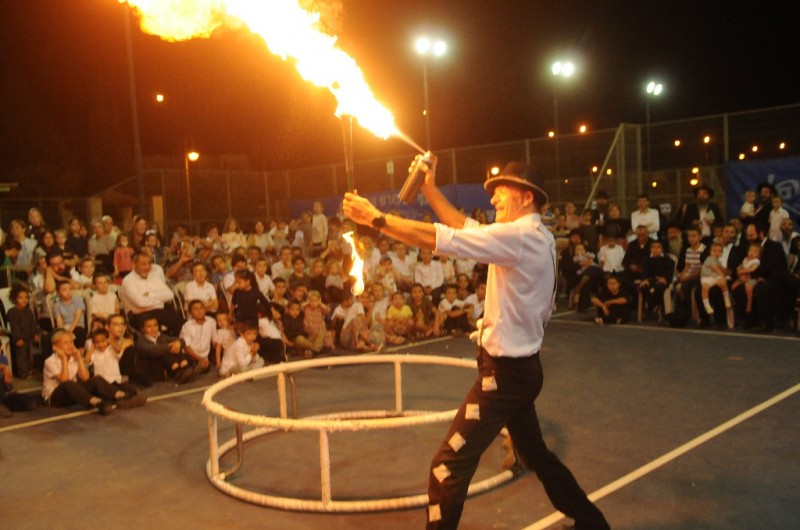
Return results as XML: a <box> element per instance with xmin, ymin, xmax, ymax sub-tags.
<box><xmin>555</xmin><ymin>183</ymin><xmax>800</xmax><ymax>331</ymax></box>
<box><xmin>0</xmin><ymin>201</ymin><xmax>488</xmax><ymax>417</ymax></box>
<box><xmin>0</xmin><ymin>183</ymin><xmax>798</xmax><ymax>417</ymax></box>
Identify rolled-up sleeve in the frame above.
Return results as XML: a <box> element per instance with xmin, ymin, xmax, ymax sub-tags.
<box><xmin>434</xmin><ymin>222</ymin><xmax>522</xmax><ymax>267</ymax></box>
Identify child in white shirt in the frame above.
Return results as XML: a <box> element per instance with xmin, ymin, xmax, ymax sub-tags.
<box><xmin>185</xmin><ymin>262</ymin><xmax>219</xmax><ymax>314</ymax></box>
<box><xmin>212</xmin><ymin>313</ymin><xmax>236</xmax><ymax>368</ymax></box>
<box><xmin>768</xmin><ymin>195</ymin><xmax>790</xmax><ymax>242</ymax></box>
<box><xmin>180</xmin><ymin>300</ymin><xmax>217</xmax><ymax>373</ymax></box>
<box><xmin>89</xmin><ymin>273</ymin><xmax>119</xmax><ymax>326</ymax></box>
<box><xmin>437</xmin><ymin>285</ymin><xmax>471</xmax><ymax>335</ymax></box>
<box><xmin>739</xmin><ymin>189</ymin><xmax>756</xmax><ymax>220</ymax></box>
<box><xmin>731</xmin><ymin>243</ymin><xmax>762</xmax><ymax>314</ymax></box>
<box><xmin>258</xmin><ymin>304</ymin><xmax>286</xmax><ymax>364</ymax></box>
<box><xmin>219</xmin><ymin>321</ymin><xmax>264</xmax><ymax>377</ymax></box>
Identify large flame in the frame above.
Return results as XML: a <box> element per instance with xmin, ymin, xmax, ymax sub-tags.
<box><xmin>120</xmin><ymin>0</ymin><xmax>399</xmax><ymax>139</ymax></box>
<box><xmin>341</xmin><ymin>231</ymin><xmax>365</xmax><ymax>295</ymax></box>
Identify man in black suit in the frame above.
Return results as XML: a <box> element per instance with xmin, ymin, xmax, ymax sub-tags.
<box><xmin>733</xmin><ymin>222</ymin><xmax>799</xmax><ymax>331</ymax></box>
<box><xmin>676</xmin><ymin>183</ymin><xmax>724</xmax><ymax>245</ymax></box>
<box><xmin>751</xmin><ymin>183</ymin><xmax>777</xmax><ymax>230</ymax></box>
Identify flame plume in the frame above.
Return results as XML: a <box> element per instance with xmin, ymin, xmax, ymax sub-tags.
<box><xmin>120</xmin><ymin>0</ymin><xmax>399</xmax><ymax>139</ymax></box>
<box><xmin>341</xmin><ymin>231</ymin><xmax>365</xmax><ymax>295</ymax></box>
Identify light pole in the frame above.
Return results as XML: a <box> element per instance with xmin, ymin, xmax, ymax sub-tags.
<box><xmin>184</xmin><ymin>136</ymin><xmax>199</xmax><ymax>230</ymax></box>
<box><xmin>414</xmin><ymin>36</ymin><xmax>447</xmax><ymax>149</ymax></box>
<box><xmin>645</xmin><ymin>80</ymin><xmax>663</xmax><ymax>173</ymax></box>
<box><xmin>551</xmin><ymin>60</ymin><xmax>575</xmax><ymax>181</ymax></box>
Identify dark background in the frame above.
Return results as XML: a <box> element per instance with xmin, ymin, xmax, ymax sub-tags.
<box><xmin>0</xmin><ymin>0</ymin><xmax>796</xmax><ymax>196</ymax></box>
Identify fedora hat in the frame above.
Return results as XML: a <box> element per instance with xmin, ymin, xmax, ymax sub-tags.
<box><xmin>692</xmin><ymin>183</ymin><xmax>714</xmax><ymax>199</ymax></box>
<box><xmin>484</xmin><ymin>162</ymin><xmax>549</xmax><ymax>205</ymax></box>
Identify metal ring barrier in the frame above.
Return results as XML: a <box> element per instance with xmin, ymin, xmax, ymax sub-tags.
<box><xmin>201</xmin><ymin>354</ymin><xmax>518</xmax><ymax>512</ymax></box>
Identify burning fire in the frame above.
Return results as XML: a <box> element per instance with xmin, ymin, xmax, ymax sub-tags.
<box><xmin>341</xmin><ymin>231</ymin><xmax>365</xmax><ymax>295</ymax></box>
<box><xmin>120</xmin><ymin>0</ymin><xmax>399</xmax><ymax>139</ymax></box>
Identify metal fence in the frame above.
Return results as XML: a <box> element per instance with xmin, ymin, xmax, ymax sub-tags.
<box><xmin>3</xmin><ymin>103</ymin><xmax>798</xmax><ymax>234</ymax></box>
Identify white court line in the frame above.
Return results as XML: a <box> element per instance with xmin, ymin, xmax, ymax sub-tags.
<box><xmin>0</xmin><ymin>385</ymin><xmax>212</xmax><ymax>434</ymax></box>
<box><xmin>522</xmin><ymin>380</ymin><xmax>800</xmax><ymax>530</ymax></box>
<box><xmin>0</xmin><ymin>338</ymin><xmax>456</xmax><ymax>434</ymax></box>
<box><xmin>550</xmin><ymin>318</ymin><xmax>800</xmax><ymax>342</ymax></box>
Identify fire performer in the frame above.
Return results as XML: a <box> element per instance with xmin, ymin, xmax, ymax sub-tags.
<box><xmin>342</xmin><ymin>155</ymin><xmax>609</xmax><ymax>529</ymax></box>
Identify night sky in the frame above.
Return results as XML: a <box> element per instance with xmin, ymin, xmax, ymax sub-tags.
<box><xmin>0</xmin><ymin>0</ymin><xmax>797</xmax><ymax>196</ymax></box>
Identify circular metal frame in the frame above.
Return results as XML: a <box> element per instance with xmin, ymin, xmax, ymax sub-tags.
<box><xmin>201</xmin><ymin>354</ymin><xmax>518</xmax><ymax>512</ymax></box>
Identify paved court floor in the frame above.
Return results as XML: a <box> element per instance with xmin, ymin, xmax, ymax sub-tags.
<box><xmin>2</xmin><ymin>318</ymin><xmax>799</xmax><ymax>530</ymax></box>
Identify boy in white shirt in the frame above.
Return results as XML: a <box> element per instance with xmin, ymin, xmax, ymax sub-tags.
<box><xmin>253</xmin><ymin>256</ymin><xmax>275</xmax><ymax>299</ymax></box>
<box><xmin>768</xmin><ymin>195</ymin><xmax>790</xmax><ymax>242</ymax></box>
<box><xmin>219</xmin><ymin>321</ymin><xmax>264</xmax><ymax>377</ymax></box>
<box><xmin>43</xmin><ymin>329</ymin><xmax>121</xmax><ymax>416</ymax></box>
<box><xmin>437</xmin><ymin>284</ymin><xmax>471</xmax><ymax>335</ymax></box>
<box><xmin>180</xmin><ymin>300</ymin><xmax>216</xmax><ymax>373</ymax></box>
<box><xmin>185</xmin><ymin>262</ymin><xmax>219</xmax><ymax>314</ymax></box>
<box><xmin>89</xmin><ymin>273</ymin><xmax>119</xmax><ymax>326</ymax></box>
<box><xmin>598</xmin><ymin>236</ymin><xmax>625</xmax><ymax>274</ymax></box>
<box><xmin>72</xmin><ymin>257</ymin><xmax>96</xmax><ymax>291</ymax></box>
<box><xmin>463</xmin><ymin>280</ymin><xmax>486</xmax><ymax>330</ymax></box>
<box><xmin>84</xmin><ymin>328</ymin><xmax>147</xmax><ymax>408</ymax></box>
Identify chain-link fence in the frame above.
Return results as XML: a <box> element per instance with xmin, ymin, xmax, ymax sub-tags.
<box><xmin>3</xmin><ymin>103</ymin><xmax>797</xmax><ymax>234</ymax></box>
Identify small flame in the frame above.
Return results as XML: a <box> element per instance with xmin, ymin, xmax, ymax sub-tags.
<box><xmin>342</xmin><ymin>231</ymin><xmax>364</xmax><ymax>295</ymax></box>
<box><xmin>120</xmin><ymin>0</ymin><xmax>399</xmax><ymax>139</ymax></box>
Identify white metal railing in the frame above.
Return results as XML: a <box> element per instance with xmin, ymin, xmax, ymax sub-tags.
<box><xmin>201</xmin><ymin>354</ymin><xmax>517</xmax><ymax>512</ymax></box>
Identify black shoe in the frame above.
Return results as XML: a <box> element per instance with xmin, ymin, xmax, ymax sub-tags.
<box><xmin>753</xmin><ymin>324</ymin><xmax>775</xmax><ymax>333</ymax></box>
<box><xmin>116</xmin><ymin>393</ymin><xmax>148</xmax><ymax>409</ymax></box>
<box><xmin>96</xmin><ymin>400</ymin><xmax>115</xmax><ymax>416</ymax></box>
<box><xmin>175</xmin><ymin>366</ymin><xmax>195</xmax><ymax>384</ymax></box>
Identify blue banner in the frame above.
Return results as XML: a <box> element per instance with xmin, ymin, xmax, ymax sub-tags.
<box><xmin>290</xmin><ymin>183</ymin><xmax>494</xmax><ymax>222</ymax></box>
<box><xmin>725</xmin><ymin>158</ymin><xmax>800</xmax><ymax>222</ymax></box>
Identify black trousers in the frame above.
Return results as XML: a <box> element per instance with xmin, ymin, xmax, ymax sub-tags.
<box><xmin>48</xmin><ymin>377</ymin><xmax>119</xmax><ymax>408</ymax></box>
<box><xmin>426</xmin><ymin>349</ymin><xmax>609</xmax><ymax>529</ymax></box>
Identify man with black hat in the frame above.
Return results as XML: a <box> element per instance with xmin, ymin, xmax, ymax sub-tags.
<box><xmin>591</xmin><ymin>189</ymin><xmax>610</xmax><ymax>231</ymax></box>
<box><xmin>342</xmin><ymin>154</ymin><xmax>609</xmax><ymax>530</ymax></box>
<box><xmin>676</xmin><ymin>183</ymin><xmax>723</xmax><ymax>243</ymax></box>
<box><xmin>752</xmin><ymin>182</ymin><xmax>777</xmax><ymax>229</ymax></box>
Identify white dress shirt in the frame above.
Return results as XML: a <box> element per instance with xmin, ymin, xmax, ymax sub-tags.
<box><xmin>630</xmin><ymin>208</ymin><xmax>660</xmax><ymax>239</ymax></box>
<box><xmin>185</xmin><ymin>280</ymin><xmax>217</xmax><ymax>307</ymax></box>
<box><xmin>180</xmin><ymin>316</ymin><xmax>217</xmax><ymax>358</ymax></box>
<box><xmin>219</xmin><ymin>337</ymin><xmax>254</xmax><ymax>376</ymax></box>
<box><xmin>120</xmin><ymin>270</ymin><xmax>175</xmax><ymax>314</ymax></box>
<box><xmin>415</xmin><ymin>260</ymin><xmax>445</xmax><ymax>290</ymax></box>
<box><xmin>434</xmin><ymin>213</ymin><xmax>556</xmax><ymax>358</ymax></box>
<box><xmin>89</xmin><ymin>346</ymin><xmax>122</xmax><ymax>384</ymax></box>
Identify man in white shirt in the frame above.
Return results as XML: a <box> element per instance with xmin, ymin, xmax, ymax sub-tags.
<box><xmin>414</xmin><ymin>248</ymin><xmax>445</xmax><ymax>305</ymax></box>
<box><xmin>342</xmin><ymin>157</ymin><xmax>608</xmax><ymax>530</ymax></box>
<box><xmin>390</xmin><ymin>242</ymin><xmax>415</xmax><ymax>292</ymax></box>
<box><xmin>120</xmin><ymin>252</ymin><xmax>181</xmax><ymax>335</ymax></box>
<box><xmin>630</xmin><ymin>194</ymin><xmax>660</xmax><ymax>240</ymax></box>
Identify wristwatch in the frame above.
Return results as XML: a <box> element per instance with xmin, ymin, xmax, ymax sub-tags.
<box><xmin>372</xmin><ymin>214</ymin><xmax>387</xmax><ymax>230</ymax></box>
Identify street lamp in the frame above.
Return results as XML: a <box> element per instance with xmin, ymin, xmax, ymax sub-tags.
<box><xmin>184</xmin><ymin>136</ymin><xmax>199</xmax><ymax>230</ymax></box>
<box><xmin>644</xmin><ymin>80</ymin><xmax>664</xmax><ymax>172</ymax></box>
<box><xmin>414</xmin><ymin>36</ymin><xmax>447</xmax><ymax>149</ymax></box>
<box><xmin>551</xmin><ymin>59</ymin><xmax>576</xmax><ymax>181</ymax></box>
